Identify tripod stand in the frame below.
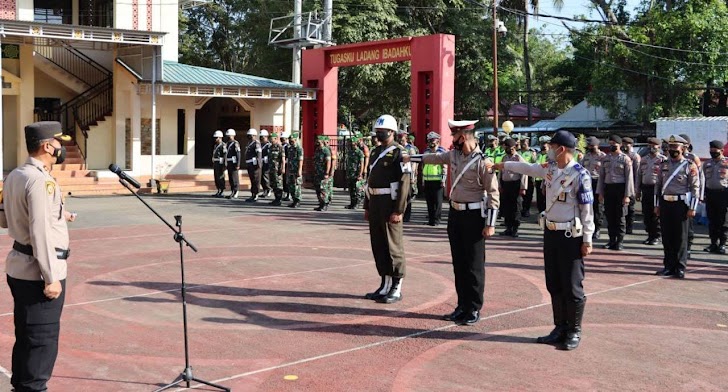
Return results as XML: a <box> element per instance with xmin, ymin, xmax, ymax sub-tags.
<box><xmin>117</xmin><ymin>179</ymin><xmax>230</xmax><ymax>392</ymax></box>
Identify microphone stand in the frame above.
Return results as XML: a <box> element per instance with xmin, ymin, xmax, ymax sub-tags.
<box><xmin>117</xmin><ymin>179</ymin><xmax>230</xmax><ymax>392</ymax></box>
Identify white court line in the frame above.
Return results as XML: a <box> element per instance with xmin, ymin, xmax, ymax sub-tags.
<box><xmin>176</xmin><ymin>265</ymin><xmax>714</xmax><ymax>390</ymax></box>
<box><xmin>0</xmin><ymin>364</ymin><xmax>11</xmax><ymax>379</ymax></box>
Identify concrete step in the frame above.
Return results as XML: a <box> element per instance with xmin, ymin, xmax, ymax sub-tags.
<box><xmin>57</xmin><ymin>177</ymin><xmax>97</xmax><ymax>186</ymax></box>
<box><xmin>52</xmin><ymin>163</ymin><xmax>86</xmax><ymax>170</ymax></box>
<box><xmin>62</xmin><ymin>180</ymin><xmax>249</xmax><ymax>196</ymax></box>
<box><xmin>50</xmin><ymin>170</ymin><xmax>91</xmax><ymax>178</ymax></box>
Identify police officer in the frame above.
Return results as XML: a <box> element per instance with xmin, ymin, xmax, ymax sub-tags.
<box><xmin>281</xmin><ymin>131</ymin><xmax>291</xmax><ymax>201</ymax></box>
<box><xmin>636</xmin><ymin>137</ymin><xmax>666</xmax><ymax>245</ymax></box>
<box><xmin>260</xmin><ymin>130</ymin><xmax>272</xmax><ymax>198</ymax></box>
<box><xmin>410</xmin><ymin>119</ymin><xmax>500</xmax><ymax>325</ymax></box>
<box><xmin>484</xmin><ymin>134</ymin><xmax>501</xmax><ymax>162</ymax></box>
<box><xmin>313</xmin><ymin>135</ymin><xmax>333</xmax><ymax>211</ymax></box>
<box><xmin>268</xmin><ymin>132</ymin><xmax>286</xmax><ymax>206</ymax></box>
<box><xmin>655</xmin><ymin>135</ymin><xmax>700</xmax><ymax>278</ymax></box>
<box><xmin>580</xmin><ymin>136</ymin><xmax>605</xmax><ymax>239</ymax></box>
<box><xmin>359</xmin><ymin>134</ymin><xmax>371</xmax><ymax>178</ymax></box>
<box><xmin>679</xmin><ymin>134</ymin><xmax>701</xmax><ymax>257</ymax></box>
<box><xmin>701</xmin><ymin>140</ymin><xmax>728</xmax><ymax>254</ymax></box>
<box><xmin>0</xmin><ymin>121</ymin><xmax>76</xmax><ymax>390</ymax></box>
<box><xmin>224</xmin><ymin>128</ymin><xmax>241</xmax><ymax>199</ymax></box>
<box><xmin>534</xmin><ymin>136</ymin><xmax>551</xmax><ymax>213</ymax></box>
<box><xmin>499</xmin><ymin>138</ymin><xmax>528</xmax><ymax>237</ymax></box>
<box><xmin>519</xmin><ymin>136</ymin><xmax>538</xmax><ymax>217</ymax></box>
<box><xmin>287</xmin><ymin>132</ymin><xmax>304</xmax><ymax>208</ymax></box>
<box><xmin>244</xmin><ymin>128</ymin><xmax>263</xmax><ymax>202</ymax></box>
<box><xmin>345</xmin><ymin>135</ymin><xmax>365</xmax><ymax>209</ymax></box>
<box><xmin>497</xmin><ymin>130</ymin><xmax>594</xmax><ymax>351</ymax></box>
<box><xmin>397</xmin><ymin>130</ymin><xmax>418</xmax><ymax>222</ymax></box>
<box><xmin>622</xmin><ymin>137</ymin><xmax>641</xmax><ymax>234</ymax></box>
<box><xmin>597</xmin><ymin>135</ymin><xmax>634</xmax><ymax>250</ymax></box>
<box><xmin>422</xmin><ymin>132</ymin><xmax>448</xmax><ymax>226</ymax></box>
<box><xmin>364</xmin><ymin>114</ymin><xmax>411</xmax><ymax>304</ymax></box>
<box><xmin>211</xmin><ymin>130</ymin><xmax>227</xmax><ymax>197</ymax></box>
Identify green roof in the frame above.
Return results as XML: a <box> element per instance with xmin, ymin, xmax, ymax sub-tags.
<box><xmin>162</xmin><ymin>61</ymin><xmax>303</xmax><ymax>89</ymax></box>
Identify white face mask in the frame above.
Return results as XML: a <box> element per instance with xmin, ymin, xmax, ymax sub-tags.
<box><xmin>547</xmin><ymin>147</ymin><xmax>561</xmax><ymax>161</ymax></box>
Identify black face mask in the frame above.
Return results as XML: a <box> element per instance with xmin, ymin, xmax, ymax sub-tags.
<box><xmin>650</xmin><ymin>147</ymin><xmax>659</xmax><ymax>154</ymax></box>
<box><xmin>621</xmin><ymin>146</ymin><xmax>629</xmax><ymax>153</ymax></box>
<box><xmin>609</xmin><ymin>145</ymin><xmax>619</xmax><ymax>152</ymax></box>
<box><xmin>53</xmin><ymin>145</ymin><xmax>67</xmax><ymax>164</ymax></box>
<box><xmin>669</xmin><ymin>149</ymin><xmax>680</xmax><ymax>158</ymax></box>
<box><xmin>375</xmin><ymin>131</ymin><xmax>390</xmax><ymax>143</ymax></box>
<box><xmin>453</xmin><ymin>138</ymin><xmax>464</xmax><ymax>151</ymax></box>
<box><xmin>507</xmin><ymin>148</ymin><xmax>516</xmax><ymax>155</ymax></box>
<box><xmin>428</xmin><ymin>142</ymin><xmax>436</xmax><ymax>148</ymax></box>
<box><xmin>710</xmin><ymin>151</ymin><xmax>721</xmax><ymax>159</ymax></box>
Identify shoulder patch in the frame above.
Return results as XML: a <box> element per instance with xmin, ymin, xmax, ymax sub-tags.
<box><xmin>45</xmin><ymin>181</ymin><xmax>56</xmax><ymax>195</ymax></box>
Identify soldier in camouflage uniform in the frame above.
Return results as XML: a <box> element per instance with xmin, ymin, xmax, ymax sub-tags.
<box><xmin>345</xmin><ymin>135</ymin><xmax>366</xmax><ymax>209</ymax></box>
<box><xmin>397</xmin><ymin>131</ymin><xmax>419</xmax><ymax>222</ymax></box>
<box><xmin>287</xmin><ymin>132</ymin><xmax>304</xmax><ymax>208</ymax></box>
<box><xmin>268</xmin><ymin>132</ymin><xmax>286</xmax><ymax>206</ymax></box>
<box><xmin>325</xmin><ymin>137</ymin><xmax>336</xmax><ymax>205</ymax></box>
<box><xmin>313</xmin><ymin>135</ymin><xmax>333</xmax><ymax>211</ymax></box>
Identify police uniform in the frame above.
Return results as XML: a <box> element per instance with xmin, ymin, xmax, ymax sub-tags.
<box><xmin>597</xmin><ymin>135</ymin><xmax>634</xmax><ymax>250</ymax></box>
<box><xmin>363</xmin><ymin>115</ymin><xmax>411</xmax><ymax>304</ymax></box>
<box><xmin>267</xmin><ymin>133</ymin><xmax>286</xmax><ymax>206</ymax></box>
<box><xmin>211</xmin><ymin>130</ymin><xmax>227</xmax><ymax>197</ymax></box>
<box><xmin>245</xmin><ymin>129</ymin><xmax>263</xmax><ymax>202</ymax></box>
<box><xmin>281</xmin><ymin>131</ymin><xmax>291</xmax><ymax>200</ymax></box>
<box><xmin>286</xmin><ymin>133</ymin><xmax>304</xmax><ymax>208</ymax></box>
<box><xmin>701</xmin><ymin>140</ymin><xmax>728</xmax><ymax>254</ymax></box>
<box><xmin>224</xmin><ymin>129</ymin><xmax>242</xmax><ymax>199</ymax></box>
<box><xmin>345</xmin><ymin>136</ymin><xmax>366</xmax><ymax>209</ymax></box>
<box><xmin>636</xmin><ymin>138</ymin><xmax>666</xmax><ymax>245</ymax></box>
<box><xmin>313</xmin><ymin>135</ymin><xmax>333</xmax><ymax>211</ymax></box>
<box><xmin>499</xmin><ymin>138</ymin><xmax>528</xmax><ymax>237</ymax></box>
<box><xmin>534</xmin><ymin>136</ymin><xmax>551</xmax><ymax>213</ymax></box>
<box><xmin>504</xmin><ymin>130</ymin><xmax>594</xmax><ymax>351</ymax></box>
<box><xmin>580</xmin><ymin>136</ymin><xmax>605</xmax><ymax>238</ymax></box>
<box><xmin>519</xmin><ymin>143</ymin><xmax>538</xmax><ymax>217</ymax></box>
<box><xmin>655</xmin><ymin>135</ymin><xmax>700</xmax><ymax>278</ymax></box>
<box><xmin>422</xmin><ymin>132</ymin><xmax>448</xmax><ymax>226</ymax></box>
<box><xmin>413</xmin><ymin>119</ymin><xmax>500</xmax><ymax>325</ymax></box>
<box><xmin>260</xmin><ymin>131</ymin><xmax>272</xmax><ymax>198</ymax></box>
<box><xmin>0</xmin><ymin>122</ymin><xmax>72</xmax><ymax>391</ymax></box>
<box><xmin>680</xmin><ymin>134</ymin><xmax>701</xmax><ymax>254</ymax></box>
<box><xmin>400</xmin><ymin>132</ymin><xmax>419</xmax><ymax>223</ymax></box>
<box><xmin>484</xmin><ymin>135</ymin><xmax>503</xmax><ymax>162</ymax></box>
<box><xmin>622</xmin><ymin>137</ymin><xmax>641</xmax><ymax>234</ymax></box>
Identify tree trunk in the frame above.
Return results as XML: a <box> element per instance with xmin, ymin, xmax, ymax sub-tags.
<box><xmin>524</xmin><ymin>2</ymin><xmax>533</xmax><ymax>125</ymax></box>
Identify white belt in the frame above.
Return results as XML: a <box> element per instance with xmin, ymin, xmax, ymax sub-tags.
<box><xmin>246</xmin><ymin>158</ymin><xmax>257</xmax><ymax>164</ymax></box>
<box><xmin>368</xmin><ymin>188</ymin><xmax>392</xmax><ymax>195</ymax></box>
<box><xmin>214</xmin><ymin>158</ymin><xmax>224</xmax><ymax>164</ymax></box>
<box><xmin>663</xmin><ymin>194</ymin><xmax>686</xmax><ymax>201</ymax></box>
<box><xmin>545</xmin><ymin>220</ymin><xmax>572</xmax><ymax>231</ymax></box>
<box><xmin>450</xmin><ymin>201</ymin><xmax>482</xmax><ymax>211</ymax></box>
<box><xmin>226</xmin><ymin>157</ymin><xmax>236</xmax><ymax>162</ymax></box>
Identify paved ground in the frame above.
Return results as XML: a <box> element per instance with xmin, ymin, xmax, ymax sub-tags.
<box><xmin>1</xmin><ymin>190</ymin><xmax>726</xmax><ymax>391</ymax></box>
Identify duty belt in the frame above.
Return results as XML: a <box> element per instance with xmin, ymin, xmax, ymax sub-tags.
<box><xmin>450</xmin><ymin>201</ymin><xmax>482</xmax><ymax>211</ymax></box>
<box><xmin>367</xmin><ymin>187</ymin><xmax>392</xmax><ymax>195</ymax></box>
<box><xmin>214</xmin><ymin>158</ymin><xmax>224</xmax><ymax>164</ymax></box>
<box><xmin>545</xmin><ymin>220</ymin><xmax>572</xmax><ymax>231</ymax></box>
<box><xmin>663</xmin><ymin>194</ymin><xmax>686</xmax><ymax>202</ymax></box>
<box><xmin>13</xmin><ymin>241</ymin><xmax>70</xmax><ymax>260</ymax></box>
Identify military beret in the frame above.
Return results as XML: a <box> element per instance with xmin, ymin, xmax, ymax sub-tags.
<box><xmin>316</xmin><ymin>135</ymin><xmax>326</xmax><ymax>140</ymax></box>
<box><xmin>25</xmin><ymin>121</ymin><xmax>71</xmax><ymax>142</ymax></box>
<box><xmin>679</xmin><ymin>134</ymin><xmax>691</xmax><ymax>144</ymax></box>
<box><xmin>709</xmin><ymin>140</ymin><xmax>724</xmax><ymax>149</ymax></box>
<box><xmin>290</xmin><ymin>132</ymin><xmax>300</xmax><ymax>139</ymax></box>
<box><xmin>647</xmin><ymin>137</ymin><xmax>661</xmax><ymax>145</ymax></box>
<box><xmin>666</xmin><ymin>134</ymin><xmax>688</xmax><ymax>144</ymax></box>
<box><xmin>270</xmin><ymin>132</ymin><xmax>278</xmax><ymax>138</ymax></box>
<box><xmin>622</xmin><ymin>137</ymin><xmax>634</xmax><ymax>145</ymax></box>
<box><xmin>350</xmin><ymin>136</ymin><xmax>359</xmax><ymax>142</ymax></box>
<box><xmin>587</xmin><ymin>136</ymin><xmax>600</xmax><ymax>146</ymax></box>
<box><xmin>609</xmin><ymin>135</ymin><xmax>622</xmax><ymax>144</ymax></box>
<box><xmin>550</xmin><ymin>130</ymin><xmax>577</xmax><ymax>148</ymax></box>
<box><xmin>504</xmin><ymin>138</ymin><xmax>517</xmax><ymax>148</ymax></box>
<box><xmin>408</xmin><ymin>134</ymin><xmax>416</xmax><ymax>140</ymax></box>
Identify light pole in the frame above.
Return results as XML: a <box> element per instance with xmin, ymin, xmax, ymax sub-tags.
<box><xmin>492</xmin><ymin>2</ymin><xmax>507</xmax><ymax>136</ymax></box>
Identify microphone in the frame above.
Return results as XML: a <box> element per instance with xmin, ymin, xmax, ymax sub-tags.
<box><xmin>109</xmin><ymin>164</ymin><xmax>141</xmax><ymax>189</ymax></box>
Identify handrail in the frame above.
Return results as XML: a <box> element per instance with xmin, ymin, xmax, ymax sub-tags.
<box><xmin>34</xmin><ymin>44</ymin><xmax>111</xmax><ymax>87</ymax></box>
<box><xmin>60</xmin><ymin>42</ymin><xmax>111</xmax><ymax>76</ymax></box>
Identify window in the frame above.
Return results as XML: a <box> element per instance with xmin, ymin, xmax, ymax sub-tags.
<box><xmin>34</xmin><ymin>0</ymin><xmax>72</xmax><ymax>24</ymax></box>
<box><xmin>79</xmin><ymin>0</ymin><xmax>114</xmax><ymax>28</ymax></box>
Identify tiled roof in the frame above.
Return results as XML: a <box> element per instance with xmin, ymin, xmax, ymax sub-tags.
<box><xmin>162</xmin><ymin>61</ymin><xmax>302</xmax><ymax>89</ymax></box>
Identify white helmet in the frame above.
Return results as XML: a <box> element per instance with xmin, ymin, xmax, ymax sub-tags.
<box><xmin>426</xmin><ymin>131</ymin><xmax>440</xmax><ymax>140</ymax></box>
<box><xmin>213</xmin><ymin>130</ymin><xmax>223</xmax><ymax>138</ymax></box>
<box><xmin>247</xmin><ymin>128</ymin><xmax>258</xmax><ymax>136</ymax></box>
<box><xmin>225</xmin><ymin>129</ymin><xmax>236</xmax><ymax>137</ymax></box>
<box><xmin>281</xmin><ymin>131</ymin><xmax>291</xmax><ymax>139</ymax></box>
<box><xmin>259</xmin><ymin>130</ymin><xmax>269</xmax><ymax>137</ymax></box>
<box><xmin>373</xmin><ymin>114</ymin><xmax>398</xmax><ymax>132</ymax></box>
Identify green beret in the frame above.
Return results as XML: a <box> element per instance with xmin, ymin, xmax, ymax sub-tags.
<box><xmin>291</xmin><ymin>132</ymin><xmax>300</xmax><ymax>139</ymax></box>
<box><xmin>270</xmin><ymin>132</ymin><xmax>278</xmax><ymax>138</ymax></box>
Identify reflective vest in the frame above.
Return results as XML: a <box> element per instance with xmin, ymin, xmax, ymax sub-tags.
<box><xmin>535</xmin><ymin>152</ymin><xmax>549</xmax><ymax>180</ymax></box>
<box><xmin>422</xmin><ymin>147</ymin><xmax>446</xmax><ymax>181</ymax></box>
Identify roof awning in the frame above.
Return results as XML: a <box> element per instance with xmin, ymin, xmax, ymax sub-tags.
<box><xmin>0</xmin><ymin>20</ymin><xmax>165</xmax><ymax>49</ymax></box>
<box><xmin>509</xmin><ymin>120</ymin><xmax>638</xmax><ymax>133</ymax></box>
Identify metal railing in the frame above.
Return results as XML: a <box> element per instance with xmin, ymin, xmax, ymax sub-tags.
<box><xmin>34</xmin><ymin>42</ymin><xmax>111</xmax><ymax>87</ymax></box>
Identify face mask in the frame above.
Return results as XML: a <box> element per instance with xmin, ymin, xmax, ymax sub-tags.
<box><xmin>429</xmin><ymin>142</ymin><xmax>436</xmax><ymax>148</ymax></box>
<box><xmin>669</xmin><ymin>149</ymin><xmax>680</xmax><ymax>158</ymax></box>
<box><xmin>375</xmin><ymin>131</ymin><xmax>389</xmax><ymax>143</ymax></box>
<box><xmin>52</xmin><ymin>145</ymin><xmax>67</xmax><ymax>164</ymax></box>
<box><xmin>621</xmin><ymin>146</ymin><xmax>629</xmax><ymax>153</ymax></box>
<box><xmin>547</xmin><ymin>148</ymin><xmax>558</xmax><ymax>161</ymax></box>
<box><xmin>650</xmin><ymin>147</ymin><xmax>658</xmax><ymax>154</ymax></box>
<box><xmin>507</xmin><ymin>148</ymin><xmax>516</xmax><ymax>155</ymax></box>
<box><xmin>609</xmin><ymin>145</ymin><xmax>618</xmax><ymax>152</ymax></box>
<box><xmin>710</xmin><ymin>151</ymin><xmax>721</xmax><ymax>159</ymax></box>
<box><xmin>590</xmin><ymin>146</ymin><xmax>598</xmax><ymax>152</ymax></box>
<box><xmin>453</xmin><ymin>138</ymin><xmax>464</xmax><ymax>150</ymax></box>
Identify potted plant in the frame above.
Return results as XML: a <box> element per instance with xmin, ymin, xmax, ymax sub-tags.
<box><xmin>155</xmin><ymin>162</ymin><xmax>173</xmax><ymax>194</ymax></box>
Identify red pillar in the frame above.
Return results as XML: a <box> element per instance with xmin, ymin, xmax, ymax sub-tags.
<box><xmin>302</xmin><ymin>48</ymin><xmax>338</xmax><ymax>160</ymax></box>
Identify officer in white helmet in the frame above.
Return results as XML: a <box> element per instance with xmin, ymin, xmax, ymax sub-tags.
<box><xmin>363</xmin><ymin>114</ymin><xmax>412</xmax><ymax>304</ymax></box>
<box><xmin>259</xmin><ymin>130</ymin><xmax>272</xmax><ymax>198</ymax></box>
<box><xmin>211</xmin><ymin>130</ymin><xmax>227</xmax><ymax>197</ymax></box>
<box><xmin>422</xmin><ymin>131</ymin><xmax>448</xmax><ymax>226</ymax></box>
<box><xmin>244</xmin><ymin>128</ymin><xmax>263</xmax><ymax>202</ymax></box>
<box><xmin>224</xmin><ymin>129</ymin><xmax>241</xmax><ymax>198</ymax></box>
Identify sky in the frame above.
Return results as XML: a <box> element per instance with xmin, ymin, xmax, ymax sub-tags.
<box><xmin>531</xmin><ymin>0</ymin><xmax>643</xmax><ymax>35</ymax></box>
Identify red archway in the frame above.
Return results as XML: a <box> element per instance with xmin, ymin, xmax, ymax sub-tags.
<box><xmin>302</xmin><ymin>34</ymin><xmax>455</xmax><ymax>156</ymax></box>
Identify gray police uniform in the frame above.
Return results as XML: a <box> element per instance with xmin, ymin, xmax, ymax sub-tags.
<box><xmin>701</xmin><ymin>156</ymin><xmax>728</xmax><ymax>250</ymax></box>
<box><xmin>637</xmin><ymin>152</ymin><xmax>666</xmax><ymax>242</ymax></box>
<box><xmin>245</xmin><ymin>139</ymin><xmax>263</xmax><ymax>199</ymax></box>
<box><xmin>597</xmin><ymin>152</ymin><xmax>634</xmax><ymax>248</ymax></box>
<box><xmin>212</xmin><ymin>141</ymin><xmax>227</xmax><ymax>193</ymax></box>
<box><xmin>580</xmin><ymin>149</ymin><xmax>605</xmax><ymax>235</ymax></box>
<box><xmin>499</xmin><ymin>153</ymin><xmax>528</xmax><ymax>235</ymax></box>
<box><xmin>683</xmin><ymin>151</ymin><xmax>700</xmax><ymax>250</ymax></box>
<box><xmin>625</xmin><ymin>150</ymin><xmax>641</xmax><ymax>233</ymax></box>
<box><xmin>655</xmin><ymin>157</ymin><xmax>700</xmax><ymax>274</ymax></box>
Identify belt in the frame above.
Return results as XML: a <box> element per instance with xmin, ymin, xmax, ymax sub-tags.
<box><xmin>545</xmin><ymin>220</ymin><xmax>572</xmax><ymax>231</ymax></box>
<box><xmin>663</xmin><ymin>194</ymin><xmax>686</xmax><ymax>202</ymax></box>
<box><xmin>450</xmin><ymin>201</ymin><xmax>482</xmax><ymax>211</ymax></box>
<box><xmin>226</xmin><ymin>158</ymin><xmax>236</xmax><ymax>162</ymax></box>
<box><xmin>245</xmin><ymin>159</ymin><xmax>256</xmax><ymax>163</ymax></box>
<box><xmin>368</xmin><ymin>188</ymin><xmax>392</xmax><ymax>195</ymax></box>
<box><xmin>214</xmin><ymin>158</ymin><xmax>224</xmax><ymax>164</ymax></box>
<box><xmin>13</xmin><ymin>241</ymin><xmax>70</xmax><ymax>260</ymax></box>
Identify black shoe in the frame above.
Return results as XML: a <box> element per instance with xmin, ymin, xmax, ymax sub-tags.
<box><xmin>314</xmin><ymin>203</ymin><xmax>324</xmax><ymax>211</ymax></box>
<box><xmin>376</xmin><ymin>277</ymin><xmax>403</xmax><ymax>304</ymax></box>
<box><xmin>675</xmin><ymin>269</ymin><xmax>685</xmax><ymax>279</ymax></box>
<box><xmin>594</xmin><ymin>230</ymin><xmax>601</xmax><ymax>240</ymax></box>
<box><xmin>537</xmin><ymin>297</ymin><xmax>567</xmax><ymax>344</ymax></box>
<box><xmin>656</xmin><ymin>268</ymin><xmax>675</xmax><ymax>276</ymax></box>
<box><xmin>717</xmin><ymin>245</ymin><xmax>727</xmax><ymax>255</ymax></box>
<box><xmin>626</xmin><ymin>228</ymin><xmax>633</xmax><ymax>235</ymax></box>
<box><xmin>443</xmin><ymin>307</ymin><xmax>466</xmax><ymax>322</ymax></box>
<box><xmin>499</xmin><ymin>229</ymin><xmax>513</xmax><ymax>236</ymax></box>
<box><xmin>704</xmin><ymin>244</ymin><xmax>718</xmax><ymax>253</ymax></box>
<box><xmin>282</xmin><ymin>195</ymin><xmax>291</xmax><ymax>201</ymax></box>
<box><xmin>651</xmin><ymin>238</ymin><xmax>662</xmax><ymax>245</ymax></box>
<box><xmin>536</xmin><ymin>326</ymin><xmax>568</xmax><ymax>344</ymax></box>
<box><xmin>561</xmin><ymin>298</ymin><xmax>586</xmax><ymax>351</ymax></box>
<box><xmin>365</xmin><ymin>276</ymin><xmax>389</xmax><ymax>300</ymax></box>
<box><xmin>246</xmin><ymin>195</ymin><xmax>258</xmax><ymax>202</ymax></box>
<box><xmin>345</xmin><ymin>204</ymin><xmax>355</xmax><ymax>209</ymax></box>
<box><xmin>642</xmin><ymin>238</ymin><xmax>652</xmax><ymax>245</ymax></box>
<box><xmin>511</xmin><ymin>229</ymin><xmax>519</xmax><ymax>238</ymax></box>
<box><xmin>288</xmin><ymin>200</ymin><xmax>300</xmax><ymax>208</ymax></box>
<box><xmin>609</xmin><ymin>242</ymin><xmax>624</xmax><ymax>251</ymax></box>
<box><xmin>270</xmin><ymin>199</ymin><xmax>282</xmax><ymax>206</ymax></box>
<box><xmin>458</xmin><ymin>310</ymin><xmax>480</xmax><ymax>325</ymax></box>
<box><xmin>602</xmin><ymin>241</ymin><xmax>614</xmax><ymax>249</ymax></box>
<box><xmin>321</xmin><ymin>204</ymin><xmax>329</xmax><ymax>211</ymax></box>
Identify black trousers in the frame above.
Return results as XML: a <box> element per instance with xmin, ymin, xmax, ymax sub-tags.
<box><xmin>213</xmin><ymin>163</ymin><xmax>226</xmax><ymax>191</ymax></box>
<box><xmin>247</xmin><ymin>166</ymin><xmax>261</xmax><ymax>195</ymax></box>
<box><xmin>705</xmin><ymin>188</ymin><xmax>728</xmax><ymax>245</ymax></box>
<box><xmin>640</xmin><ymin>185</ymin><xmax>660</xmax><ymax>239</ymax></box>
<box><xmin>604</xmin><ymin>183</ymin><xmax>627</xmax><ymax>243</ymax></box>
<box><xmin>591</xmin><ymin>179</ymin><xmax>604</xmax><ymax>231</ymax></box>
<box><xmin>447</xmin><ymin>208</ymin><xmax>486</xmax><ymax>311</ymax></box>
<box><xmin>660</xmin><ymin>200</ymin><xmax>689</xmax><ymax>271</ymax></box>
<box><xmin>501</xmin><ymin>180</ymin><xmax>522</xmax><ymax>230</ymax></box>
<box><xmin>226</xmin><ymin>165</ymin><xmax>239</xmax><ymax>192</ymax></box>
<box><xmin>261</xmin><ymin>165</ymin><xmax>270</xmax><ymax>193</ymax></box>
<box><xmin>535</xmin><ymin>179</ymin><xmax>546</xmax><ymax>212</ymax></box>
<box><xmin>626</xmin><ymin>196</ymin><xmax>636</xmax><ymax>231</ymax></box>
<box><xmin>522</xmin><ymin>177</ymin><xmax>535</xmax><ymax>212</ymax></box>
<box><xmin>368</xmin><ymin>196</ymin><xmax>406</xmax><ymax>278</ymax></box>
<box><xmin>424</xmin><ymin>181</ymin><xmax>444</xmax><ymax>224</ymax></box>
<box><xmin>543</xmin><ymin>230</ymin><xmax>585</xmax><ymax>303</ymax></box>
<box><xmin>7</xmin><ymin>276</ymin><xmax>66</xmax><ymax>392</ymax></box>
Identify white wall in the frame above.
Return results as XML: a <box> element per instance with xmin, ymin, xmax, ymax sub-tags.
<box><xmin>35</xmin><ymin>70</ymin><xmax>77</xmax><ymax>102</ymax></box>
<box><xmin>85</xmin><ymin>117</ymin><xmax>115</xmax><ymax>170</ymax></box>
<box><xmin>16</xmin><ymin>0</ymin><xmax>33</xmax><ymax>21</ymax></box>
<box><xmin>252</xmin><ymin>100</ymin><xmax>288</xmax><ymax>131</ymax></box>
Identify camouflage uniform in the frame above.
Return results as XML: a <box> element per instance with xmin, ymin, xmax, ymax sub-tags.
<box><xmin>268</xmin><ymin>134</ymin><xmax>286</xmax><ymax>204</ymax></box>
<box><xmin>286</xmin><ymin>135</ymin><xmax>304</xmax><ymax>207</ymax></box>
<box><xmin>314</xmin><ymin>137</ymin><xmax>333</xmax><ymax>209</ymax></box>
<box><xmin>346</xmin><ymin>141</ymin><xmax>366</xmax><ymax>208</ymax></box>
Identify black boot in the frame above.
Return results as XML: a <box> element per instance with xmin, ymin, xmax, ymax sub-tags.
<box><xmin>562</xmin><ymin>297</ymin><xmax>586</xmax><ymax>351</ymax></box>
<box><xmin>314</xmin><ymin>202</ymin><xmax>324</xmax><ymax>211</ymax></box>
<box><xmin>270</xmin><ymin>198</ymin><xmax>282</xmax><ymax>206</ymax></box>
<box><xmin>376</xmin><ymin>277</ymin><xmax>402</xmax><ymax>303</ymax></box>
<box><xmin>288</xmin><ymin>199</ymin><xmax>300</xmax><ymax>208</ymax></box>
<box><xmin>365</xmin><ymin>276</ymin><xmax>390</xmax><ymax>300</ymax></box>
<box><xmin>537</xmin><ymin>296</ymin><xmax>567</xmax><ymax>344</ymax></box>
